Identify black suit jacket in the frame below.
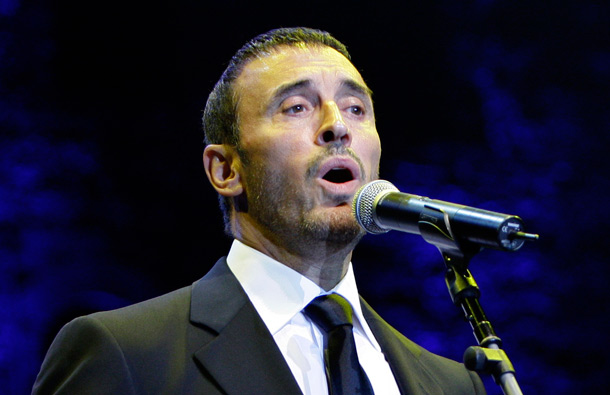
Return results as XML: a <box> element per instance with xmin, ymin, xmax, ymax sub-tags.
<box><xmin>33</xmin><ymin>258</ymin><xmax>486</xmax><ymax>394</ymax></box>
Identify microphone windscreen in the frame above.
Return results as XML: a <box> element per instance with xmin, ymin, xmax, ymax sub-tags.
<box><xmin>352</xmin><ymin>180</ymin><xmax>398</xmax><ymax>234</ymax></box>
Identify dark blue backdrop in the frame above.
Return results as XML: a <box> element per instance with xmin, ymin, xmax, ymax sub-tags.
<box><xmin>2</xmin><ymin>1</ymin><xmax>608</xmax><ymax>394</ymax></box>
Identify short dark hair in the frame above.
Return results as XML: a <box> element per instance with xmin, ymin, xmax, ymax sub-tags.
<box><xmin>202</xmin><ymin>28</ymin><xmax>352</xmax><ymax>234</ymax></box>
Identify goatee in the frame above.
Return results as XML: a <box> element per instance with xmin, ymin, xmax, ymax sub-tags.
<box><xmin>240</xmin><ymin>146</ymin><xmax>369</xmax><ymax>253</ymax></box>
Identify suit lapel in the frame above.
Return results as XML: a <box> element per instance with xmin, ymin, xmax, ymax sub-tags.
<box><xmin>189</xmin><ymin>259</ymin><xmax>447</xmax><ymax>394</ymax></box>
<box><xmin>190</xmin><ymin>258</ymin><xmax>302</xmax><ymax>395</ymax></box>
<box><xmin>360</xmin><ymin>298</ymin><xmax>443</xmax><ymax>395</ymax></box>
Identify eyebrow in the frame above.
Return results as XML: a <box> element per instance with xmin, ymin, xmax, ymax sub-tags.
<box><xmin>266</xmin><ymin>78</ymin><xmax>374</xmax><ymax>113</ymax></box>
<box><xmin>340</xmin><ymin>79</ymin><xmax>374</xmax><ymax>100</ymax></box>
<box><xmin>267</xmin><ymin>79</ymin><xmax>313</xmax><ymax>111</ymax></box>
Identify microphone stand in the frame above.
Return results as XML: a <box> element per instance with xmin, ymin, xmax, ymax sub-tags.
<box><xmin>417</xmin><ymin>208</ymin><xmax>526</xmax><ymax>395</ymax></box>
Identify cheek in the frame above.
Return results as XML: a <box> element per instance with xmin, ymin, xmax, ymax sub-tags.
<box><xmin>244</xmin><ymin>138</ymin><xmax>310</xmax><ymax>177</ymax></box>
<box><xmin>241</xmin><ymin>119</ymin><xmax>313</xmax><ymax>154</ymax></box>
<box><xmin>356</xmin><ymin>132</ymin><xmax>382</xmax><ymax>164</ymax></box>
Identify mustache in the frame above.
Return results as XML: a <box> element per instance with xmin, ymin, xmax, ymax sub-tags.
<box><xmin>305</xmin><ymin>145</ymin><xmax>367</xmax><ymax>181</ymax></box>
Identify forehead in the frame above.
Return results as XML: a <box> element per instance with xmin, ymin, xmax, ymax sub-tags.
<box><xmin>234</xmin><ymin>44</ymin><xmax>368</xmax><ymax>103</ymax></box>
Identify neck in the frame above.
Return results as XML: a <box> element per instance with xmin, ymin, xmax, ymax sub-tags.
<box><xmin>233</xmin><ymin>218</ymin><xmax>359</xmax><ymax>291</ymax></box>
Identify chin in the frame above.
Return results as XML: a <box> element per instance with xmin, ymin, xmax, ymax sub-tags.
<box><xmin>304</xmin><ymin>208</ymin><xmax>364</xmax><ymax>245</ymax></box>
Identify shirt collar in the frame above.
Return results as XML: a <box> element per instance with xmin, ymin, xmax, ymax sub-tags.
<box><xmin>226</xmin><ymin>239</ymin><xmax>380</xmax><ymax>350</ymax></box>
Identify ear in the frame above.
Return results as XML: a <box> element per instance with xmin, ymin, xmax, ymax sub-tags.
<box><xmin>203</xmin><ymin>144</ymin><xmax>244</xmax><ymax>197</ymax></box>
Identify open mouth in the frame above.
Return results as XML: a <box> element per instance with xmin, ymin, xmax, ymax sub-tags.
<box><xmin>322</xmin><ymin>168</ymin><xmax>355</xmax><ymax>183</ymax></box>
<box><xmin>315</xmin><ymin>157</ymin><xmax>361</xmax><ymax>196</ymax></box>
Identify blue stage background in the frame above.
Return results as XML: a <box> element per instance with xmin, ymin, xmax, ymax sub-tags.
<box><xmin>2</xmin><ymin>1</ymin><xmax>608</xmax><ymax>393</ymax></box>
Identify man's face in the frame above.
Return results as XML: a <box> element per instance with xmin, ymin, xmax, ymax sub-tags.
<box><xmin>233</xmin><ymin>44</ymin><xmax>381</xmax><ymax>249</ymax></box>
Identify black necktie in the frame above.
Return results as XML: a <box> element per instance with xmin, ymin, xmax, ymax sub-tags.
<box><xmin>304</xmin><ymin>294</ymin><xmax>374</xmax><ymax>395</ymax></box>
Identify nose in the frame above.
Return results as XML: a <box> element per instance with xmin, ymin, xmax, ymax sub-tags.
<box><xmin>315</xmin><ymin>102</ymin><xmax>351</xmax><ymax>147</ymax></box>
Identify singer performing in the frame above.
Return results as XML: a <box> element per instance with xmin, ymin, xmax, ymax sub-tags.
<box><xmin>33</xmin><ymin>28</ymin><xmax>486</xmax><ymax>394</ymax></box>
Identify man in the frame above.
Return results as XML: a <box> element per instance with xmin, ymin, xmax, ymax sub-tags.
<box><xmin>33</xmin><ymin>28</ymin><xmax>486</xmax><ymax>394</ymax></box>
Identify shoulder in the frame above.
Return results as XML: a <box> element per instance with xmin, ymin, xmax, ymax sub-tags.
<box><xmin>33</xmin><ymin>284</ymin><xmax>199</xmax><ymax>394</ymax></box>
<box><xmin>89</xmin><ymin>285</ymin><xmax>193</xmax><ymax>331</ymax></box>
<box><xmin>33</xmin><ymin>259</ymin><xmax>240</xmax><ymax>393</ymax></box>
<box><xmin>360</xmin><ymin>297</ymin><xmax>486</xmax><ymax>394</ymax></box>
<box><xmin>73</xmin><ymin>284</ymin><xmax>197</xmax><ymax>358</ymax></box>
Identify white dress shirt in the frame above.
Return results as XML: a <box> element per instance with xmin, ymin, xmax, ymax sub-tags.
<box><xmin>227</xmin><ymin>240</ymin><xmax>400</xmax><ymax>395</ymax></box>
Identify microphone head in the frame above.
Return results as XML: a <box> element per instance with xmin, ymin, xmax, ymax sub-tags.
<box><xmin>352</xmin><ymin>180</ymin><xmax>399</xmax><ymax>234</ymax></box>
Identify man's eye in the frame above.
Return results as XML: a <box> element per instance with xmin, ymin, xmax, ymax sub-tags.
<box><xmin>349</xmin><ymin>106</ymin><xmax>364</xmax><ymax>116</ymax></box>
<box><xmin>284</xmin><ymin>104</ymin><xmax>305</xmax><ymax>114</ymax></box>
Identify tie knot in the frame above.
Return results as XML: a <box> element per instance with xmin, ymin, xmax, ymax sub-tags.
<box><xmin>304</xmin><ymin>293</ymin><xmax>354</xmax><ymax>333</ymax></box>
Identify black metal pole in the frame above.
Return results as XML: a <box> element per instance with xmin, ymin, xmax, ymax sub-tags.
<box><xmin>442</xmin><ymin>252</ymin><xmax>522</xmax><ymax>395</ymax></box>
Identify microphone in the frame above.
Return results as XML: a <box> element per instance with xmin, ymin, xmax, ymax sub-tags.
<box><xmin>352</xmin><ymin>180</ymin><xmax>538</xmax><ymax>252</ymax></box>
